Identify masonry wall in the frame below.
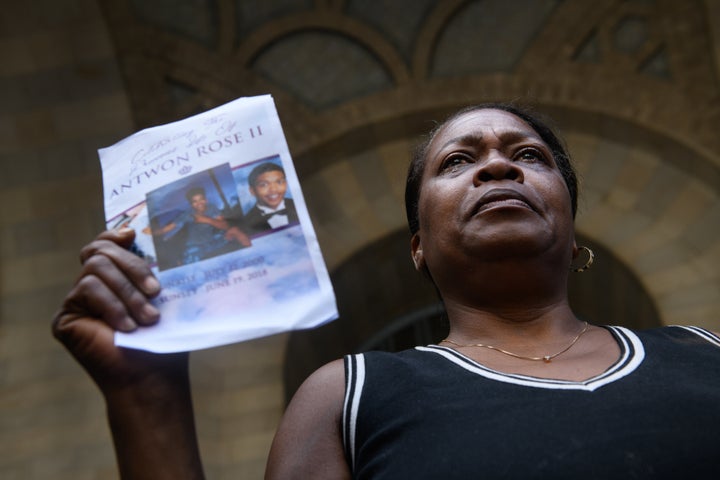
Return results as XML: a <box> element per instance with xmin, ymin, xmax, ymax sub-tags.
<box><xmin>0</xmin><ymin>1</ymin><xmax>133</xmax><ymax>477</ymax></box>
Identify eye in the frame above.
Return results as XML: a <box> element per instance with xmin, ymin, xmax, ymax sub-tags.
<box><xmin>440</xmin><ymin>153</ymin><xmax>473</xmax><ymax>172</ymax></box>
<box><xmin>515</xmin><ymin>147</ymin><xmax>548</xmax><ymax>164</ymax></box>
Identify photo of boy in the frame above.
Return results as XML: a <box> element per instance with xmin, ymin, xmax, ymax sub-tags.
<box><xmin>243</xmin><ymin>162</ymin><xmax>298</xmax><ymax>235</ymax></box>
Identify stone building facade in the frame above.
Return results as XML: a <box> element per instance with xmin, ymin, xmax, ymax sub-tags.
<box><xmin>1</xmin><ymin>0</ymin><xmax>719</xmax><ymax>478</ymax></box>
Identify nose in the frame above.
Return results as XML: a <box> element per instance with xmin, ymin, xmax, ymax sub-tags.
<box><xmin>473</xmin><ymin>152</ymin><xmax>524</xmax><ymax>186</ymax></box>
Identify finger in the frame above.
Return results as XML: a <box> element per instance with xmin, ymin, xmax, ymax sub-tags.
<box><xmin>61</xmin><ymin>274</ymin><xmax>139</xmax><ymax>333</ymax></box>
<box><xmin>81</xmin><ymin>254</ymin><xmax>160</xmax><ymax>327</ymax></box>
<box><xmin>81</xmin><ymin>230</ymin><xmax>139</xmax><ymax>265</ymax></box>
<box><xmin>51</xmin><ymin>307</ymin><xmax>118</xmax><ymax>378</ymax></box>
<box><xmin>80</xmin><ymin>238</ymin><xmax>161</xmax><ymax>298</ymax></box>
<box><xmin>52</xmin><ymin>304</ymin><xmax>116</xmax><ymax>349</ymax></box>
<box><xmin>100</xmin><ymin>227</ymin><xmax>136</xmax><ymax>248</ymax></box>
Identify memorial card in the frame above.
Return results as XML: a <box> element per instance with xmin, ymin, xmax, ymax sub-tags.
<box><xmin>99</xmin><ymin>95</ymin><xmax>338</xmax><ymax>352</ymax></box>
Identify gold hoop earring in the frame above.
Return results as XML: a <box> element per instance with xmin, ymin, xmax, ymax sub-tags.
<box><xmin>571</xmin><ymin>246</ymin><xmax>594</xmax><ymax>272</ymax></box>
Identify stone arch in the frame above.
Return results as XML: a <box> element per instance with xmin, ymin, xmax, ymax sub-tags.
<box><xmin>249</xmin><ymin>30</ymin><xmax>395</xmax><ymax>108</ymax></box>
<box><xmin>236</xmin><ymin>12</ymin><xmax>411</xmax><ymax>84</ymax></box>
<box><xmin>430</xmin><ymin>0</ymin><xmax>561</xmax><ymax>76</ymax></box>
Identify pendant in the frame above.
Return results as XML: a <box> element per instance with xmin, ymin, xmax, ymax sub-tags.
<box><xmin>543</xmin><ymin>356</ymin><xmax>552</xmax><ymax>363</ymax></box>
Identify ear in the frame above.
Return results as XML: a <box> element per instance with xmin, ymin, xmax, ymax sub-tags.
<box><xmin>249</xmin><ymin>186</ymin><xmax>257</xmax><ymax>198</ymax></box>
<box><xmin>571</xmin><ymin>238</ymin><xmax>579</xmax><ymax>260</ymax></box>
<box><xmin>410</xmin><ymin>233</ymin><xmax>425</xmax><ymax>271</ymax></box>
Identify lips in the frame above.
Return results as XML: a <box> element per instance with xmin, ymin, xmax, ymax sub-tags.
<box><xmin>471</xmin><ymin>188</ymin><xmax>536</xmax><ymax>216</ymax></box>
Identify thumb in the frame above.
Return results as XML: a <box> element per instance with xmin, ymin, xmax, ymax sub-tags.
<box><xmin>99</xmin><ymin>227</ymin><xmax>137</xmax><ymax>249</ymax></box>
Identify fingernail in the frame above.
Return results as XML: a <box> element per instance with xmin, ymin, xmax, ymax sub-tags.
<box><xmin>143</xmin><ymin>303</ymin><xmax>160</xmax><ymax>320</ymax></box>
<box><xmin>120</xmin><ymin>317</ymin><xmax>138</xmax><ymax>332</ymax></box>
<box><xmin>144</xmin><ymin>276</ymin><xmax>161</xmax><ymax>293</ymax></box>
<box><xmin>117</xmin><ymin>227</ymin><xmax>134</xmax><ymax>235</ymax></box>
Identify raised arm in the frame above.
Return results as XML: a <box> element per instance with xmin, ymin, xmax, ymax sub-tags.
<box><xmin>52</xmin><ymin>228</ymin><xmax>205</xmax><ymax>480</ymax></box>
<box><xmin>265</xmin><ymin>359</ymin><xmax>350</xmax><ymax>480</ymax></box>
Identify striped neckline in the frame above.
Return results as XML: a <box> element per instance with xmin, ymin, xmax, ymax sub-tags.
<box><xmin>416</xmin><ymin>326</ymin><xmax>644</xmax><ymax>392</ymax></box>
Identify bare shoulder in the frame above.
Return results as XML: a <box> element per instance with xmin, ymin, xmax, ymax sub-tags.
<box><xmin>265</xmin><ymin>359</ymin><xmax>349</xmax><ymax>480</ymax></box>
<box><xmin>294</xmin><ymin>358</ymin><xmax>346</xmax><ymax>394</ymax></box>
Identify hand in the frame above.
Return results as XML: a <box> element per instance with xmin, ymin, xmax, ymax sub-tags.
<box><xmin>53</xmin><ymin>229</ymin><xmax>205</xmax><ymax>479</ymax></box>
<box><xmin>52</xmin><ymin>228</ymin><xmax>185</xmax><ymax>394</ymax></box>
<box><xmin>225</xmin><ymin>226</ymin><xmax>251</xmax><ymax>247</ymax></box>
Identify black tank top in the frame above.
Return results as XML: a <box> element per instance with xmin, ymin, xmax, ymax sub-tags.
<box><xmin>343</xmin><ymin>326</ymin><xmax>720</xmax><ymax>479</ymax></box>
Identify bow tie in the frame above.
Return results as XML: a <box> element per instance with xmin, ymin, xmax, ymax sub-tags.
<box><xmin>261</xmin><ymin>208</ymin><xmax>287</xmax><ymax>218</ymax></box>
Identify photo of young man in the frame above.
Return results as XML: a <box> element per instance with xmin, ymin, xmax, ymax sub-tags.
<box><xmin>243</xmin><ymin>162</ymin><xmax>298</xmax><ymax>235</ymax></box>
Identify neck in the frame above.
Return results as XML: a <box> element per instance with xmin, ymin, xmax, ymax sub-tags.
<box><xmin>440</xmin><ymin>253</ymin><xmax>568</xmax><ymax>302</ymax></box>
<box><xmin>434</xmin><ymin>259</ymin><xmax>579</xmax><ymax>344</ymax></box>
<box><xmin>259</xmin><ymin>200</ymin><xmax>284</xmax><ymax>212</ymax></box>
<box><xmin>444</xmin><ymin>298</ymin><xmax>579</xmax><ymax>340</ymax></box>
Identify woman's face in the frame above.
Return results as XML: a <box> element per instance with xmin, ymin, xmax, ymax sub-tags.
<box><xmin>190</xmin><ymin>193</ymin><xmax>208</xmax><ymax>213</ymax></box>
<box><xmin>411</xmin><ymin>109</ymin><xmax>576</xmax><ymax>274</ymax></box>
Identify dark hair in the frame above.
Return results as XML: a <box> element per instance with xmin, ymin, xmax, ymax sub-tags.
<box><xmin>185</xmin><ymin>186</ymin><xmax>206</xmax><ymax>202</ymax></box>
<box><xmin>249</xmin><ymin>162</ymin><xmax>285</xmax><ymax>187</ymax></box>
<box><xmin>405</xmin><ymin>103</ymin><xmax>578</xmax><ymax>235</ymax></box>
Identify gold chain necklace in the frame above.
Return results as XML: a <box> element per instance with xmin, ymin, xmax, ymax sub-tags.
<box><xmin>440</xmin><ymin>321</ymin><xmax>590</xmax><ymax>363</ymax></box>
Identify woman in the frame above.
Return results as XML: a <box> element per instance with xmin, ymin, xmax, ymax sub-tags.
<box><xmin>147</xmin><ymin>186</ymin><xmax>251</xmax><ymax>267</ymax></box>
<box><xmin>53</xmin><ymin>104</ymin><xmax>720</xmax><ymax>479</ymax></box>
